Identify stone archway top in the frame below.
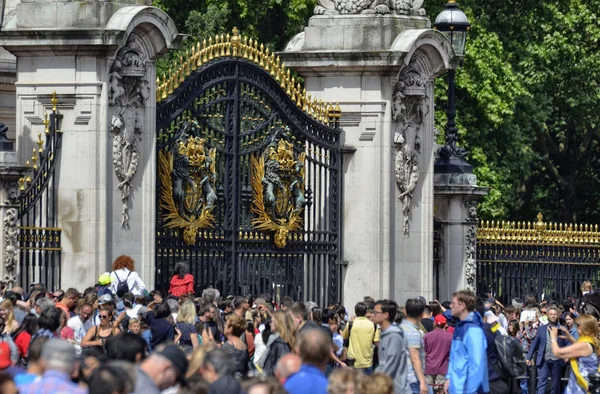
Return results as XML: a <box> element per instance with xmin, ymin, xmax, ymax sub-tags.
<box><xmin>390</xmin><ymin>29</ymin><xmax>457</xmax><ymax>75</ymax></box>
<box><xmin>107</xmin><ymin>6</ymin><xmax>184</xmax><ymax>59</ymax></box>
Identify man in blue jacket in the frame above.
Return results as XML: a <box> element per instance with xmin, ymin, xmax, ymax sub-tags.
<box><xmin>444</xmin><ymin>290</ymin><xmax>489</xmax><ymax>394</ymax></box>
<box><xmin>526</xmin><ymin>307</ymin><xmax>567</xmax><ymax>394</ymax></box>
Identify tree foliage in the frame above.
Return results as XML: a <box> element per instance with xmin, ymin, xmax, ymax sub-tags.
<box><xmin>427</xmin><ymin>0</ymin><xmax>600</xmax><ymax>223</ymax></box>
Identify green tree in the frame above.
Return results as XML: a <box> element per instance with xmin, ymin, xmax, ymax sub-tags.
<box><xmin>427</xmin><ymin>0</ymin><xmax>600</xmax><ymax>224</ymax></box>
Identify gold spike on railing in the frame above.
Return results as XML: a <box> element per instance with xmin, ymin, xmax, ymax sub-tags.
<box><xmin>155</xmin><ymin>28</ymin><xmax>341</xmax><ymax>125</ymax></box>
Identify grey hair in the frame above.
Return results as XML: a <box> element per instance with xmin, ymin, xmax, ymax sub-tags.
<box><xmin>36</xmin><ymin>297</ymin><xmax>55</xmax><ymax>313</ymax></box>
<box><xmin>202</xmin><ymin>288</ymin><xmax>220</xmax><ymax>304</ymax></box>
<box><xmin>41</xmin><ymin>339</ymin><xmax>77</xmax><ymax>374</ymax></box>
<box><xmin>166</xmin><ymin>298</ymin><xmax>180</xmax><ymax>313</ymax></box>
<box><xmin>203</xmin><ymin>348</ymin><xmax>234</xmax><ymax>376</ymax></box>
<box><xmin>305</xmin><ymin>301</ymin><xmax>318</xmax><ymax>312</ymax></box>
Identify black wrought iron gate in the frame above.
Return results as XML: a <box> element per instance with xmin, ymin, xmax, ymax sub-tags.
<box><xmin>17</xmin><ymin>92</ymin><xmax>63</xmax><ymax>290</ymax></box>
<box><xmin>155</xmin><ymin>31</ymin><xmax>343</xmax><ymax>306</ymax></box>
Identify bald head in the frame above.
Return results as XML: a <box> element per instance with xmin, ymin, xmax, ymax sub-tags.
<box><xmin>275</xmin><ymin>353</ymin><xmax>301</xmax><ymax>381</ymax></box>
<box><xmin>297</xmin><ymin>328</ymin><xmax>331</xmax><ymax>369</ymax></box>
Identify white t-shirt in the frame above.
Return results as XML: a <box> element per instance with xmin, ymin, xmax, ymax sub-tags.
<box><xmin>109</xmin><ymin>268</ymin><xmax>146</xmax><ymax>297</ymax></box>
<box><xmin>67</xmin><ymin>316</ymin><xmax>93</xmax><ymax>354</ymax></box>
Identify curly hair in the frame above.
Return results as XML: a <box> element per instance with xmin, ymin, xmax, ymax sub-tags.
<box><xmin>226</xmin><ymin>313</ymin><xmax>247</xmax><ymax>337</ymax></box>
<box><xmin>112</xmin><ymin>255</ymin><xmax>135</xmax><ymax>271</ymax></box>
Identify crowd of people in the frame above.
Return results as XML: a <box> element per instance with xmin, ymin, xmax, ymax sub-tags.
<box><xmin>0</xmin><ymin>255</ymin><xmax>597</xmax><ymax>394</ymax></box>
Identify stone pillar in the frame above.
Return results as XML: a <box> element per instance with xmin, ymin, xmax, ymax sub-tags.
<box><xmin>0</xmin><ymin>4</ymin><xmax>181</xmax><ymax>289</ymax></box>
<box><xmin>282</xmin><ymin>6</ymin><xmax>455</xmax><ymax>306</ymax></box>
<box><xmin>434</xmin><ymin>176</ymin><xmax>488</xmax><ymax>301</ymax></box>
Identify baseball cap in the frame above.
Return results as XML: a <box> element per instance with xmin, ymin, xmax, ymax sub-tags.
<box><xmin>434</xmin><ymin>315</ymin><xmax>447</xmax><ymax>326</ymax></box>
<box><xmin>485</xmin><ymin>311</ymin><xmax>499</xmax><ymax>324</ymax></box>
<box><xmin>98</xmin><ymin>294</ymin><xmax>113</xmax><ymax>305</ymax></box>
<box><xmin>512</xmin><ymin>298</ymin><xmax>524</xmax><ymax>309</ymax></box>
<box><xmin>98</xmin><ymin>272</ymin><xmax>112</xmax><ymax>286</ymax></box>
<box><xmin>156</xmin><ymin>344</ymin><xmax>188</xmax><ymax>383</ymax></box>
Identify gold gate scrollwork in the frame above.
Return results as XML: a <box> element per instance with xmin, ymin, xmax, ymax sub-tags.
<box><xmin>250</xmin><ymin>133</ymin><xmax>306</xmax><ymax>248</ymax></box>
<box><xmin>159</xmin><ymin>128</ymin><xmax>217</xmax><ymax>245</ymax></box>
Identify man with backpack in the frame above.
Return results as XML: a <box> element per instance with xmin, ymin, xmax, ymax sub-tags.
<box><xmin>109</xmin><ymin>255</ymin><xmax>146</xmax><ymax>298</ymax></box>
<box><xmin>342</xmin><ymin>301</ymin><xmax>380</xmax><ymax>375</ymax></box>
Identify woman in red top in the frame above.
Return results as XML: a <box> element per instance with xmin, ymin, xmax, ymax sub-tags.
<box><xmin>169</xmin><ymin>261</ymin><xmax>194</xmax><ymax>297</ymax></box>
<box><xmin>12</xmin><ymin>313</ymin><xmax>38</xmax><ymax>364</ymax></box>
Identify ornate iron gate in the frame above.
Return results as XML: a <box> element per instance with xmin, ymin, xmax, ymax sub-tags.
<box><xmin>17</xmin><ymin>92</ymin><xmax>63</xmax><ymax>290</ymax></box>
<box><xmin>477</xmin><ymin>213</ymin><xmax>600</xmax><ymax>303</ymax></box>
<box><xmin>155</xmin><ymin>30</ymin><xmax>343</xmax><ymax>306</ymax></box>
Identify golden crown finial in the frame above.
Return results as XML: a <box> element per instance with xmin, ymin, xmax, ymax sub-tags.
<box><xmin>18</xmin><ymin>177</ymin><xmax>25</xmax><ymax>191</ymax></box>
<box><xmin>231</xmin><ymin>27</ymin><xmax>241</xmax><ymax>56</ymax></box>
<box><xmin>43</xmin><ymin>113</ymin><xmax>50</xmax><ymax>135</ymax></box>
<box><xmin>37</xmin><ymin>133</ymin><xmax>43</xmax><ymax>153</ymax></box>
<box><xmin>51</xmin><ymin>91</ymin><xmax>57</xmax><ymax>112</ymax></box>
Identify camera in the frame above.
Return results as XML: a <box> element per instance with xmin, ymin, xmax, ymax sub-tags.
<box><xmin>588</xmin><ymin>372</ymin><xmax>600</xmax><ymax>393</ymax></box>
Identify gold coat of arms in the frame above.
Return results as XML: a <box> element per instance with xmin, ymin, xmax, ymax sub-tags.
<box><xmin>159</xmin><ymin>121</ymin><xmax>218</xmax><ymax>245</ymax></box>
<box><xmin>251</xmin><ymin>133</ymin><xmax>306</xmax><ymax>248</ymax></box>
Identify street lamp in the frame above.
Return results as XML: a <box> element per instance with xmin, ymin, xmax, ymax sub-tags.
<box><xmin>434</xmin><ymin>0</ymin><xmax>471</xmax><ymax>174</ymax></box>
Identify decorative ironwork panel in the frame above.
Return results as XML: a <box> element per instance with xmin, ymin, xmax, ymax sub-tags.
<box><xmin>156</xmin><ymin>33</ymin><xmax>343</xmax><ymax>306</ymax></box>
<box><xmin>17</xmin><ymin>92</ymin><xmax>63</xmax><ymax>290</ymax></box>
<box><xmin>477</xmin><ymin>213</ymin><xmax>600</xmax><ymax>303</ymax></box>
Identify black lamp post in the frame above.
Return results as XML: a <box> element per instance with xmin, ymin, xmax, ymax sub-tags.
<box><xmin>434</xmin><ymin>0</ymin><xmax>471</xmax><ymax>174</ymax></box>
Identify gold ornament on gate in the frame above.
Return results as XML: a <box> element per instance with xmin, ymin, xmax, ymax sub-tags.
<box><xmin>159</xmin><ymin>121</ymin><xmax>217</xmax><ymax>245</ymax></box>
<box><xmin>251</xmin><ymin>130</ymin><xmax>306</xmax><ymax>248</ymax></box>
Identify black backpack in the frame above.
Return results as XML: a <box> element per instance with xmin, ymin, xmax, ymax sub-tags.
<box><xmin>494</xmin><ymin>334</ymin><xmax>527</xmax><ymax>379</ymax></box>
<box><xmin>115</xmin><ymin>271</ymin><xmax>131</xmax><ymax>298</ymax></box>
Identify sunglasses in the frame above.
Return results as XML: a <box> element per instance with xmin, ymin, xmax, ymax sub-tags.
<box><xmin>99</xmin><ymin>315</ymin><xmax>110</xmax><ymax>319</ymax></box>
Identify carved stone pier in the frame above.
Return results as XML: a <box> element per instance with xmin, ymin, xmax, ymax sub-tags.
<box><xmin>282</xmin><ymin>1</ymin><xmax>456</xmax><ymax>305</ymax></box>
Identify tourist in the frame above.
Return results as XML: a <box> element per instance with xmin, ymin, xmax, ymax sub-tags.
<box><xmin>373</xmin><ymin>299</ymin><xmax>411</xmax><ymax>394</ymax></box>
<box><xmin>484</xmin><ymin>311</ymin><xmax>507</xmax><ymax>335</ymax></box>
<box><xmin>19</xmin><ymin>339</ymin><xmax>86</xmax><ymax>394</ymax></box>
<box><xmin>81</xmin><ymin>306</ymin><xmax>121</xmax><ymax>354</ymax></box>
<box><xmin>107</xmin><ymin>332</ymin><xmax>147</xmax><ymax>363</ymax></box>
<box><xmin>581</xmin><ymin>281</ymin><xmax>593</xmax><ymax>296</ymax></box>
<box><xmin>359</xmin><ymin>373</ymin><xmax>394</xmax><ymax>394</ymax></box>
<box><xmin>421</xmin><ymin>305</ymin><xmax>434</xmax><ymax>333</ymax></box>
<box><xmin>30</xmin><ymin>306</ymin><xmax>60</xmax><ymax>341</ymax></box>
<box><xmin>280</xmin><ymin>296</ymin><xmax>294</xmax><ymax>312</ymax></box>
<box><xmin>259</xmin><ymin>310</ymin><xmax>296</xmax><ymax>375</ymax></box>
<box><xmin>88</xmin><ymin>363</ymin><xmax>135</xmax><ymax>394</ymax></box>
<box><xmin>0</xmin><ymin>316</ymin><xmax>18</xmax><ymax>370</ymax></box>
<box><xmin>13</xmin><ymin>336</ymin><xmax>48</xmax><ymax>387</ymax></box>
<box><xmin>549</xmin><ymin>314</ymin><xmax>599</xmax><ymax>394</ymax></box>
<box><xmin>274</xmin><ymin>353</ymin><xmax>301</xmax><ymax>384</ymax></box>
<box><xmin>507</xmin><ymin>319</ymin><xmax>520</xmax><ymax>337</ymax></box>
<box><xmin>134</xmin><ymin>344</ymin><xmax>189</xmax><ymax>394</ymax></box>
<box><xmin>445</xmin><ymin>290</ymin><xmax>489</xmax><ymax>394</ymax></box>
<box><xmin>128</xmin><ymin>318</ymin><xmax>141</xmax><ymax>335</ymax></box>
<box><xmin>201</xmin><ymin>348</ymin><xmax>241</xmax><ymax>394</ymax></box>
<box><xmin>222</xmin><ymin>313</ymin><xmax>249</xmax><ymax>376</ymax></box>
<box><xmin>169</xmin><ymin>261</ymin><xmax>194</xmax><ymax>297</ymax></box>
<box><xmin>0</xmin><ymin>300</ymin><xmax>19</xmax><ymax>334</ymax></box>
<box><xmin>243</xmin><ymin>377</ymin><xmax>286</xmax><ymax>394</ymax></box>
<box><xmin>55</xmin><ymin>288</ymin><xmax>79</xmax><ymax>318</ymax></box>
<box><xmin>176</xmin><ymin>301</ymin><xmax>199</xmax><ymax>353</ymax></box>
<box><xmin>146</xmin><ymin>301</ymin><xmax>176</xmax><ymax>350</ymax></box>
<box><xmin>565</xmin><ymin>312</ymin><xmax>579</xmax><ymax>341</ymax></box>
<box><xmin>284</xmin><ymin>328</ymin><xmax>331</xmax><ymax>394</ymax></box>
<box><xmin>526</xmin><ymin>306</ymin><xmax>567</xmax><ymax>394</ymax></box>
<box><xmin>290</xmin><ymin>302</ymin><xmax>319</xmax><ymax>332</ymax></box>
<box><xmin>198</xmin><ymin>303</ymin><xmax>222</xmax><ymax>343</ymax></box>
<box><xmin>342</xmin><ymin>301</ymin><xmax>379</xmax><ymax>375</ymax></box>
<box><xmin>11</xmin><ymin>313</ymin><xmax>38</xmax><ymax>364</ymax></box>
<box><xmin>110</xmin><ymin>255</ymin><xmax>146</xmax><ymax>297</ymax></box>
<box><xmin>423</xmin><ymin>314</ymin><xmax>452</xmax><ymax>393</ymax></box>
<box><xmin>478</xmin><ymin>300</ymin><xmax>509</xmax><ymax>394</ymax></box>
<box><xmin>67</xmin><ymin>303</ymin><xmax>93</xmax><ymax>355</ymax></box>
<box><xmin>327</xmin><ymin>368</ymin><xmax>362</xmax><ymax>394</ymax></box>
<box><xmin>0</xmin><ymin>372</ymin><xmax>17</xmax><ymax>394</ymax></box>
<box><xmin>401</xmin><ymin>298</ymin><xmax>431</xmax><ymax>394</ymax></box>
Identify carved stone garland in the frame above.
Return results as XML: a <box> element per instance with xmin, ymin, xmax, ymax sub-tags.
<box><xmin>3</xmin><ymin>180</ymin><xmax>19</xmax><ymax>287</ymax></box>
<box><xmin>392</xmin><ymin>66</ymin><xmax>429</xmax><ymax>236</ymax></box>
<box><xmin>464</xmin><ymin>200</ymin><xmax>478</xmax><ymax>291</ymax></box>
<box><xmin>314</xmin><ymin>0</ymin><xmax>425</xmax><ymax>15</ymax></box>
<box><xmin>109</xmin><ymin>34</ymin><xmax>150</xmax><ymax>229</ymax></box>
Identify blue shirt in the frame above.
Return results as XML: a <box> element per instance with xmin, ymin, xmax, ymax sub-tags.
<box><xmin>19</xmin><ymin>370</ymin><xmax>87</xmax><ymax>394</ymax></box>
<box><xmin>284</xmin><ymin>364</ymin><xmax>328</xmax><ymax>394</ymax></box>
